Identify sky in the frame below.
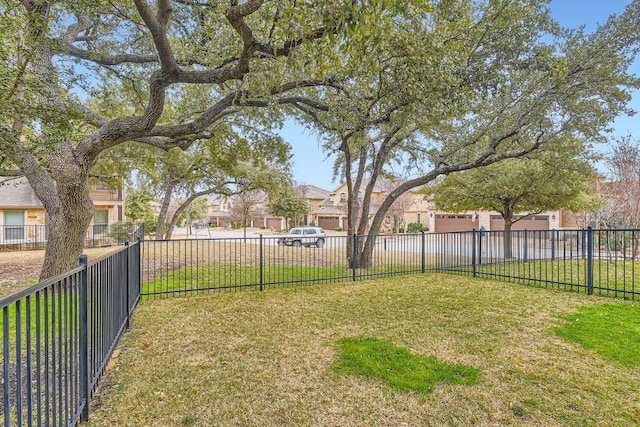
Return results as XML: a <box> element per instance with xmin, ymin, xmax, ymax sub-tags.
<box><xmin>280</xmin><ymin>0</ymin><xmax>640</xmax><ymax>192</ymax></box>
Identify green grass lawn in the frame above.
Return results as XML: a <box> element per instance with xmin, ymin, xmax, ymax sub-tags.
<box><xmin>89</xmin><ymin>274</ymin><xmax>640</xmax><ymax>427</ymax></box>
<box><xmin>141</xmin><ymin>263</ymin><xmax>423</xmax><ymax>296</ymax></box>
<box><xmin>472</xmin><ymin>259</ymin><xmax>640</xmax><ymax>297</ymax></box>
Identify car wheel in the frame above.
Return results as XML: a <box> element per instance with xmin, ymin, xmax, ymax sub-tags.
<box><xmin>292</xmin><ymin>240</ymin><xmax>302</xmax><ymax>247</ymax></box>
<box><xmin>315</xmin><ymin>238</ymin><xmax>325</xmax><ymax>248</ymax></box>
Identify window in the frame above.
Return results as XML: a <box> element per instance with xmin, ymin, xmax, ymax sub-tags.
<box><xmin>93</xmin><ymin>210</ymin><xmax>109</xmax><ymax>234</ymax></box>
<box><xmin>417</xmin><ymin>213</ymin><xmax>421</xmax><ymax>224</ymax></box>
<box><xmin>4</xmin><ymin>210</ymin><xmax>25</xmax><ymax>240</ymax></box>
<box><xmin>94</xmin><ymin>183</ymin><xmax>110</xmax><ymax>191</ymax></box>
<box><xmin>94</xmin><ymin>210</ymin><xmax>109</xmax><ymax>225</ymax></box>
<box><xmin>340</xmin><ymin>192</ymin><xmax>346</xmax><ymax>201</ymax></box>
<box><xmin>304</xmin><ymin>229</ymin><xmax>316</xmax><ymax>235</ymax></box>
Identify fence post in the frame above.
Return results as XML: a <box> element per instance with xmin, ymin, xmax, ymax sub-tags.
<box><xmin>125</xmin><ymin>241</ymin><xmax>130</xmax><ymax>330</ymax></box>
<box><xmin>551</xmin><ymin>230</ymin><xmax>556</xmax><ymax>261</ymax></box>
<box><xmin>352</xmin><ymin>234</ymin><xmax>357</xmax><ymax>281</ymax></box>
<box><xmin>587</xmin><ymin>226</ymin><xmax>594</xmax><ymax>296</ymax></box>
<box><xmin>136</xmin><ymin>237</ymin><xmax>142</xmax><ymax>301</ymax></box>
<box><xmin>478</xmin><ymin>228</ymin><xmax>483</xmax><ymax>265</ymax></box>
<box><xmin>259</xmin><ymin>234</ymin><xmax>264</xmax><ymax>292</ymax></box>
<box><xmin>79</xmin><ymin>254</ymin><xmax>90</xmax><ymax>422</ymax></box>
<box><xmin>523</xmin><ymin>229</ymin><xmax>528</xmax><ymax>262</ymax></box>
<box><xmin>472</xmin><ymin>229</ymin><xmax>477</xmax><ymax>277</ymax></box>
<box><xmin>421</xmin><ymin>231</ymin><xmax>426</xmax><ymax>273</ymax></box>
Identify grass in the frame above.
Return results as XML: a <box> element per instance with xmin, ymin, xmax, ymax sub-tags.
<box><xmin>141</xmin><ymin>263</ymin><xmax>423</xmax><ymax>296</ymax></box>
<box><xmin>88</xmin><ymin>274</ymin><xmax>640</xmax><ymax>426</ymax></box>
<box><xmin>555</xmin><ymin>303</ymin><xmax>640</xmax><ymax>366</ymax></box>
<box><xmin>472</xmin><ymin>259</ymin><xmax>640</xmax><ymax>297</ymax></box>
<box><xmin>332</xmin><ymin>336</ymin><xmax>479</xmax><ymax>393</ymax></box>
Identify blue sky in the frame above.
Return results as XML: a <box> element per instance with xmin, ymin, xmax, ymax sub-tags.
<box><xmin>281</xmin><ymin>0</ymin><xmax>639</xmax><ymax>191</ymax></box>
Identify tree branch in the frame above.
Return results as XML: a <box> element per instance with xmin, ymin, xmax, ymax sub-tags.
<box><xmin>134</xmin><ymin>0</ymin><xmax>178</xmax><ymax>73</ymax></box>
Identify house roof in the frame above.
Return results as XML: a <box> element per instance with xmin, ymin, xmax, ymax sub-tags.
<box><xmin>0</xmin><ymin>177</ymin><xmax>43</xmax><ymax>209</ymax></box>
<box><xmin>297</xmin><ymin>184</ymin><xmax>330</xmax><ymax>200</ymax></box>
<box><xmin>331</xmin><ymin>178</ymin><xmax>386</xmax><ymax>194</ymax></box>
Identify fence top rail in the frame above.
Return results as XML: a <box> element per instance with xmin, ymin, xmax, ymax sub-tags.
<box><xmin>0</xmin><ymin>265</ymin><xmax>84</xmax><ymax>308</ymax></box>
<box><xmin>87</xmin><ymin>240</ymin><xmax>138</xmax><ymax>268</ymax></box>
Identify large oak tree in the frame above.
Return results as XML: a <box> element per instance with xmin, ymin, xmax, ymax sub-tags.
<box><xmin>1</xmin><ymin>0</ymin><xmax>369</xmax><ymax>279</ymax></box>
<box><xmin>297</xmin><ymin>0</ymin><xmax>640</xmax><ymax>267</ymax></box>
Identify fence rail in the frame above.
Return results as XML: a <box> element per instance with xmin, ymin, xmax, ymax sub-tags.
<box><xmin>140</xmin><ymin>228</ymin><xmax>639</xmax><ymax>300</ymax></box>
<box><xmin>0</xmin><ymin>241</ymin><xmax>140</xmax><ymax>426</ymax></box>
<box><xmin>0</xmin><ymin>223</ymin><xmax>144</xmax><ymax>251</ymax></box>
<box><xmin>1</xmin><ymin>227</ymin><xmax>638</xmax><ymax>425</ymax></box>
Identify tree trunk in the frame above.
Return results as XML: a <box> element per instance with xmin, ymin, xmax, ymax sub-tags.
<box><xmin>156</xmin><ymin>180</ymin><xmax>177</xmax><ymax>240</ymax></box>
<box><xmin>41</xmin><ymin>202</ymin><xmax>93</xmax><ymax>280</ymax></box>
<box><xmin>28</xmin><ymin>172</ymin><xmax>94</xmax><ymax>281</ymax></box>
<box><xmin>504</xmin><ymin>222</ymin><xmax>514</xmax><ymax>259</ymax></box>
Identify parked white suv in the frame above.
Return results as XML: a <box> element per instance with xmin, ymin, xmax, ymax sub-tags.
<box><xmin>277</xmin><ymin>226</ymin><xmax>326</xmax><ymax>248</ymax></box>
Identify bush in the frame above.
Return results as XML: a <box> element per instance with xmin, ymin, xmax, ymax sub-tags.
<box><xmin>259</xmin><ymin>225</ymin><xmax>266</xmax><ymax>230</ymax></box>
<box><xmin>407</xmin><ymin>222</ymin><xmax>426</xmax><ymax>232</ymax></box>
<box><xmin>335</xmin><ymin>227</ymin><xmax>343</xmax><ymax>232</ymax></box>
<box><xmin>105</xmin><ymin>222</ymin><xmax>134</xmax><ymax>242</ymax></box>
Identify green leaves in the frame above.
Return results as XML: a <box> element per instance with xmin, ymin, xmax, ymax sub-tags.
<box><xmin>426</xmin><ymin>149</ymin><xmax>596</xmax><ymax>222</ymax></box>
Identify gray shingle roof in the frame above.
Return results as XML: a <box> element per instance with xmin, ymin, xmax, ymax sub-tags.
<box><xmin>0</xmin><ymin>177</ymin><xmax>43</xmax><ymax>208</ymax></box>
<box><xmin>297</xmin><ymin>184</ymin><xmax>330</xmax><ymax>200</ymax></box>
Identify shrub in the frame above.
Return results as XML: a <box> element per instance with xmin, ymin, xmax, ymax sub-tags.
<box><xmin>335</xmin><ymin>227</ymin><xmax>343</xmax><ymax>232</ymax></box>
<box><xmin>105</xmin><ymin>222</ymin><xmax>134</xmax><ymax>242</ymax></box>
<box><xmin>407</xmin><ymin>222</ymin><xmax>426</xmax><ymax>232</ymax></box>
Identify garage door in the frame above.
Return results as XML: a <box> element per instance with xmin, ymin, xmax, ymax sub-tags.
<box><xmin>318</xmin><ymin>216</ymin><xmax>340</xmax><ymax>229</ymax></box>
<box><xmin>266</xmin><ymin>218</ymin><xmax>282</xmax><ymax>229</ymax></box>
<box><xmin>490</xmin><ymin>215</ymin><xmax>549</xmax><ymax>231</ymax></box>
<box><xmin>434</xmin><ymin>214</ymin><xmax>475</xmax><ymax>232</ymax></box>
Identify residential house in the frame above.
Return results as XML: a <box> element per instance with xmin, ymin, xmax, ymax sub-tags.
<box><xmin>205</xmin><ymin>185</ymin><xmax>331</xmax><ymax>231</ymax></box>
<box><xmin>297</xmin><ymin>185</ymin><xmax>331</xmax><ymax>226</ymax></box>
<box><xmin>310</xmin><ymin>180</ymin><xmax>385</xmax><ymax>231</ymax></box>
<box><xmin>308</xmin><ymin>179</ymin><xmax>565</xmax><ymax>233</ymax></box>
<box><xmin>0</xmin><ymin>177</ymin><xmax>125</xmax><ymax>244</ymax></box>
<box><xmin>206</xmin><ymin>193</ymin><xmax>285</xmax><ymax>230</ymax></box>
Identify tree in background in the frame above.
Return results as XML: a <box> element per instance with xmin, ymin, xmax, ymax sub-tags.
<box><xmin>606</xmin><ymin>135</ymin><xmax>640</xmax><ymax>228</ymax></box>
<box><xmin>126</xmin><ymin>121</ymin><xmax>291</xmax><ymax>240</ymax></box>
<box><xmin>177</xmin><ymin>197</ymin><xmax>209</xmax><ymax>235</ymax></box>
<box><xmin>124</xmin><ymin>185</ymin><xmax>156</xmax><ymax>234</ymax></box>
<box><xmin>297</xmin><ymin>0</ymin><xmax>640</xmax><ymax>267</ymax></box>
<box><xmin>230</xmin><ymin>190</ymin><xmax>266</xmax><ymax>239</ymax></box>
<box><xmin>380</xmin><ymin>180</ymin><xmax>414</xmax><ymax>233</ymax></box>
<box><xmin>267</xmin><ymin>187</ymin><xmax>309</xmax><ymax>229</ymax></box>
<box><xmin>427</xmin><ymin>150</ymin><xmax>596</xmax><ymax>258</ymax></box>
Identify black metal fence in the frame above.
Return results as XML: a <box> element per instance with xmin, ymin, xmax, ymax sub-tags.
<box><xmin>459</xmin><ymin>227</ymin><xmax>639</xmax><ymax>299</ymax></box>
<box><xmin>1</xmin><ymin>227</ymin><xmax>638</xmax><ymax>425</ymax></box>
<box><xmin>0</xmin><ymin>241</ymin><xmax>140</xmax><ymax>426</ymax></box>
<box><xmin>140</xmin><ymin>228</ymin><xmax>639</xmax><ymax>300</ymax></box>
<box><xmin>0</xmin><ymin>223</ymin><xmax>144</xmax><ymax>251</ymax></box>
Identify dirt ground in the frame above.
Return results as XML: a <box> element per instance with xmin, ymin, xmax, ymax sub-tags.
<box><xmin>0</xmin><ymin>247</ymin><xmax>119</xmax><ymax>298</ymax></box>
